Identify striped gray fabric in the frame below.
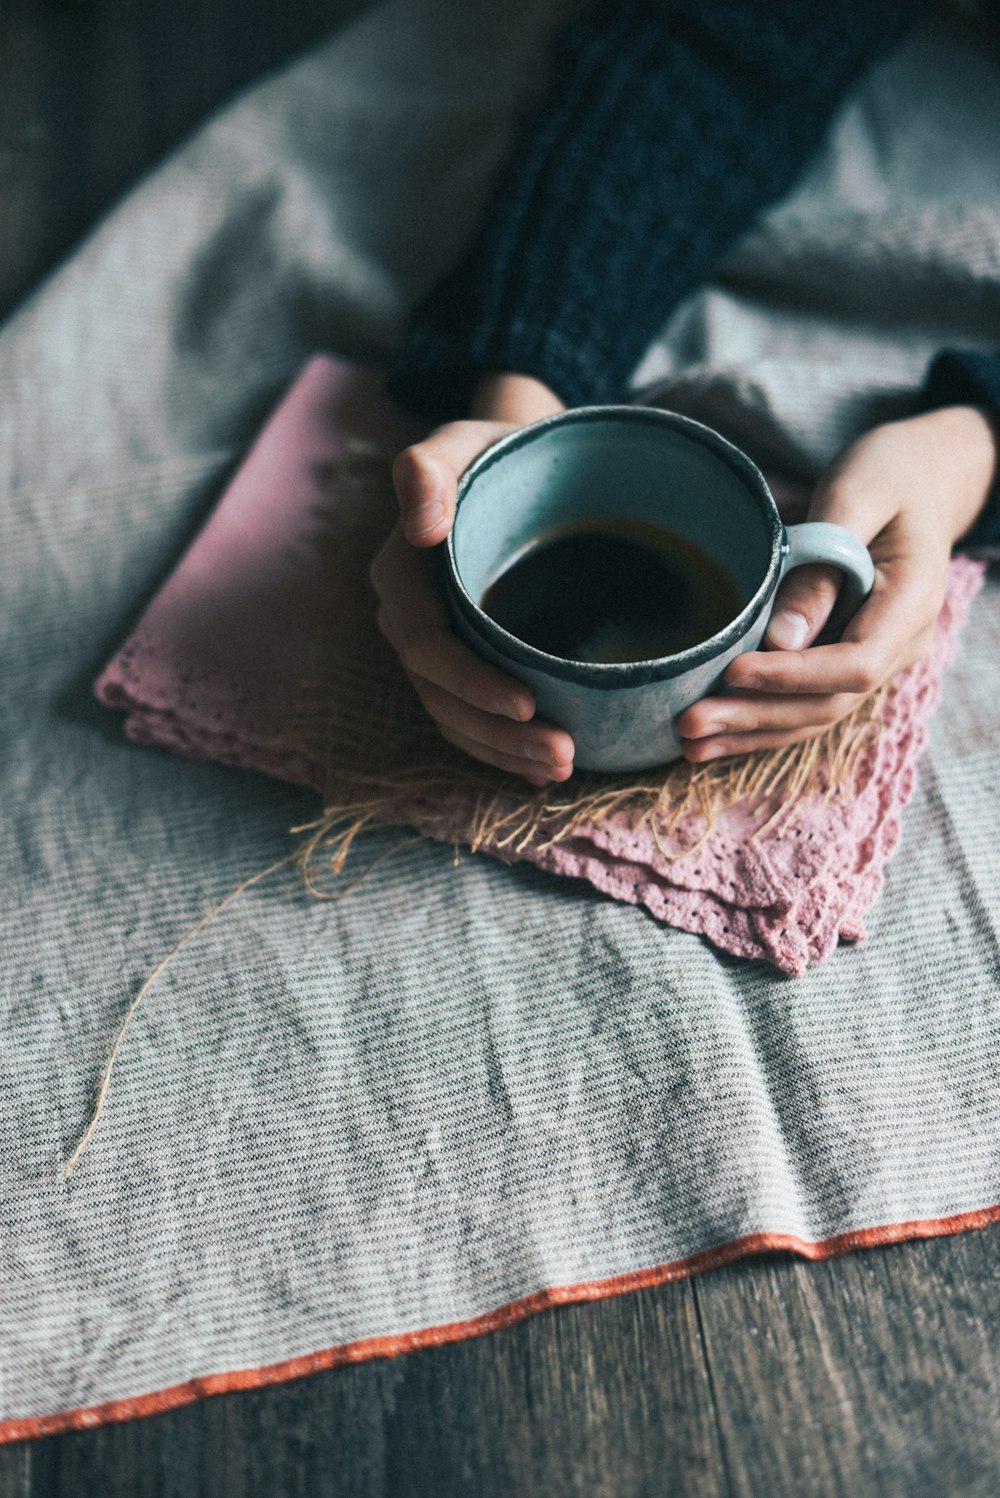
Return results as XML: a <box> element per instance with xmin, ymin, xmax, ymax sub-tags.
<box><xmin>1</xmin><ymin>0</ymin><xmax>998</xmax><ymax>1432</ymax></box>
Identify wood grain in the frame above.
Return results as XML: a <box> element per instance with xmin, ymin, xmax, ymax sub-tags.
<box><xmin>695</xmin><ymin>1231</ymin><xmax>1000</xmax><ymax>1498</ymax></box>
<box><xmin>2</xmin><ymin>3</ymin><xmax>1000</xmax><ymax>1494</ymax></box>
<box><xmin>5</xmin><ymin>1227</ymin><xmax>1000</xmax><ymax>1495</ymax></box>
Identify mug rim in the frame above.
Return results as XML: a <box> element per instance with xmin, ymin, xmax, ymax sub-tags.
<box><xmin>445</xmin><ymin>404</ymin><xmax>784</xmax><ymax>687</ymax></box>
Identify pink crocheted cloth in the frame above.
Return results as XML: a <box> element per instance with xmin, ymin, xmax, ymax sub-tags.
<box><xmin>96</xmin><ymin>356</ymin><xmax>985</xmax><ymax>975</ymax></box>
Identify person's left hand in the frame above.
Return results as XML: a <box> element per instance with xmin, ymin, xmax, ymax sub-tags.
<box><xmin>677</xmin><ymin>405</ymin><xmax>998</xmax><ymax>761</ymax></box>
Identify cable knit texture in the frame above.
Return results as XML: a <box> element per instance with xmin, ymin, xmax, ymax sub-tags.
<box><xmin>7</xmin><ymin>0</ymin><xmax>1000</xmax><ymax>1441</ymax></box>
<box><xmin>388</xmin><ymin>0</ymin><xmax>926</xmax><ymax>421</ymax></box>
<box><xmin>387</xmin><ymin>0</ymin><xmax>1000</xmax><ymax>542</ymax></box>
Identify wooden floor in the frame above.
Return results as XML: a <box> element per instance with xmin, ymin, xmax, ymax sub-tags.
<box><xmin>2</xmin><ymin>3</ymin><xmax>999</xmax><ymax>1493</ymax></box>
<box><xmin>4</xmin><ymin>1233</ymin><xmax>1000</xmax><ymax>1496</ymax></box>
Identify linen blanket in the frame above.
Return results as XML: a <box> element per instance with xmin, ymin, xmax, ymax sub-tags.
<box><xmin>1</xmin><ymin>0</ymin><xmax>999</xmax><ymax>1443</ymax></box>
<box><xmin>93</xmin><ymin>353</ymin><xmax>984</xmax><ymax>978</ymax></box>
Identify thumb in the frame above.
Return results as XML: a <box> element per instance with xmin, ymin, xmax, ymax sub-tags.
<box><xmin>764</xmin><ymin>562</ymin><xmax>843</xmax><ymax>650</ymax></box>
<box><xmin>392</xmin><ymin>420</ymin><xmax>517</xmax><ymax>548</ymax></box>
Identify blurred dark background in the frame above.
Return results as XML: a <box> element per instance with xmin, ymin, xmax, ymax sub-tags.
<box><xmin>0</xmin><ymin>0</ymin><xmax>366</xmax><ymax>321</ymax></box>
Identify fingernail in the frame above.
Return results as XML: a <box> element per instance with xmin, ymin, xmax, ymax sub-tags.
<box><xmin>527</xmin><ymin>741</ymin><xmax>565</xmax><ymax>767</ymax></box>
<box><xmin>767</xmin><ymin>609</ymin><xmax>809</xmax><ymax>650</ymax></box>
<box><xmin>692</xmin><ymin>721</ymin><xmax>725</xmax><ymax>738</ymax></box>
<box><xmin>407</xmin><ymin>498</ymin><xmax>446</xmax><ymax>539</ymax></box>
<box><xmin>699</xmin><ymin>743</ymin><xmax>728</xmax><ymax>760</ymax></box>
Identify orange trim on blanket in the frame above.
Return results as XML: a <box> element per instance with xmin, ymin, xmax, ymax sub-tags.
<box><xmin>5</xmin><ymin>1203</ymin><xmax>1000</xmax><ymax>1446</ymax></box>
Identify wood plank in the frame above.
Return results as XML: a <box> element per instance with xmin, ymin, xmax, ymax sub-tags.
<box><xmin>0</xmin><ymin>1443</ymin><xmax>31</xmax><ymax>1498</ymax></box>
<box><xmin>2</xmin><ymin>3</ymin><xmax>1000</xmax><ymax>1496</ymax></box>
<box><xmin>694</xmin><ymin>1225</ymin><xmax>1000</xmax><ymax>1498</ymax></box>
<box><xmin>12</xmin><ymin>1223</ymin><xmax>1000</xmax><ymax>1496</ymax></box>
<box><xmin>3</xmin><ymin>1281</ymin><xmax>727</xmax><ymax>1497</ymax></box>
<box><xmin>375</xmin><ymin>1284</ymin><xmax>725</xmax><ymax>1498</ymax></box>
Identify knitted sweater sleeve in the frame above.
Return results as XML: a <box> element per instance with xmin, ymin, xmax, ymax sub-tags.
<box><xmin>387</xmin><ymin>0</ymin><xmax>922</xmax><ymax>424</ymax></box>
<box><xmin>922</xmin><ymin>350</ymin><xmax>1000</xmax><ymax>555</ymax></box>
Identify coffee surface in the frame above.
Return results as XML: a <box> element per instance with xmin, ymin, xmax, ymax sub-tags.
<box><xmin>479</xmin><ymin>516</ymin><xmax>744</xmax><ymax>664</ymax></box>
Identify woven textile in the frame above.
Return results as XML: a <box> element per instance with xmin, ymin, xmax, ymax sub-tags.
<box><xmin>96</xmin><ymin>354</ymin><xmax>985</xmax><ymax>975</ymax></box>
<box><xmin>1</xmin><ymin>0</ymin><xmax>999</xmax><ymax>1443</ymax></box>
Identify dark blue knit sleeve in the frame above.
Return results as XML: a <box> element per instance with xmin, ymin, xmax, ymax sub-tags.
<box><xmin>920</xmin><ymin>351</ymin><xmax>1000</xmax><ymax>556</ymax></box>
<box><xmin>388</xmin><ymin>0</ymin><xmax>923</xmax><ymax>424</ymax></box>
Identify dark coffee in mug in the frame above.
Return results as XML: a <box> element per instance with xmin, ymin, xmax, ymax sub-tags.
<box><xmin>448</xmin><ymin>408</ymin><xmax>874</xmax><ymax>769</ymax></box>
<box><xmin>479</xmin><ymin>514</ymin><xmax>744</xmax><ymax>664</ymax></box>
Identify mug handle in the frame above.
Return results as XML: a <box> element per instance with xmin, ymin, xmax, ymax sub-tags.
<box><xmin>778</xmin><ymin>521</ymin><xmax>876</xmax><ymax>640</ymax></box>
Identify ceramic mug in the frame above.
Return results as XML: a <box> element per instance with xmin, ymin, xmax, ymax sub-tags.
<box><xmin>444</xmin><ymin>406</ymin><xmax>875</xmax><ymax>772</ymax></box>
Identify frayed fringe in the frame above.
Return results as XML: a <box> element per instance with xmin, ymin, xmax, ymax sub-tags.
<box><xmin>62</xmin><ymin>820</ymin><xmax>423</xmax><ymax>1178</ymax></box>
<box><xmin>290</xmin><ymin>438</ymin><xmax>890</xmax><ymax>873</ymax></box>
<box><xmin>289</xmin><ymin>681</ymin><xmax>888</xmax><ymax>890</ymax></box>
<box><xmin>64</xmin><ymin>683</ymin><xmax>885</xmax><ymax>1177</ymax></box>
<box><xmin>65</xmin><ymin>429</ymin><xmax>889</xmax><ymax>1178</ymax></box>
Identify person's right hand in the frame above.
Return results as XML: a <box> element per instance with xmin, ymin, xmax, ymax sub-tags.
<box><xmin>370</xmin><ymin>376</ymin><xmax>577</xmax><ymax>787</ymax></box>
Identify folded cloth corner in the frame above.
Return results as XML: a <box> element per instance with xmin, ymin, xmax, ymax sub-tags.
<box><xmin>96</xmin><ymin>356</ymin><xmax>986</xmax><ymax>976</ymax></box>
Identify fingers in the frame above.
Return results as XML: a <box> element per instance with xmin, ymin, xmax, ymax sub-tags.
<box><xmin>387</xmin><ymin>413</ymin><xmax>577</xmax><ymax>779</ymax></box>
<box><xmin>683</xmin><ymin>721</ymin><xmax>862</xmax><ymax>763</ymax></box>
<box><xmin>372</xmin><ymin>526</ymin><xmax>534</xmax><ymax>719</ymax></box>
<box><xmin>392</xmin><ymin>420</ymin><xmax>518</xmax><ymax>547</ymax></box>
<box><xmin>371</xmin><ymin>523</ymin><xmax>576</xmax><ymax>783</ymax></box>
<box><xmin>418</xmin><ymin>680</ymin><xmax>574</xmax><ymax>786</ymax></box>
<box><xmin>678</xmin><ymin>689</ymin><xmax>857</xmax><ymax>743</ymax></box>
<box><xmin>764</xmin><ymin>562</ymin><xmax>842</xmax><ymax>650</ymax></box>
<box><xmin>725</xmin><ymin>564</ymin><xmax>941</xmax><ymax>697</ymax></box>
<box><xmin>436</xmin><ymin>726</ymin><xmax>569</xmax><ymax>789</ymax></box>
<box><xmin>681</xmin><ymin>551</ymin><xmax>941</xmax><ymax>759</ymax></box>
<box><xmin>380</xmin><ymin>600</ymin><xmax>533</xmax><ymax>721</ymax></box>
<box><xmin>414</xmin><ymin>677</ymin><xmax>574</xmax><ymax>769</ymax></box>
<box><xmin>679</xmin><ymin>618</ymin><xmax>936</xmax><ymax>761</ymax></box>
<box><xmin>679</xmin><ymin>412</ymin><xmax>970</xmax><ymax>763</ymax></box>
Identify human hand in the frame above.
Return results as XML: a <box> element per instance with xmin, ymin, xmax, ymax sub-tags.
<box><xmin>371</xmin><ymin>373</ymin><xmax>577</xmax><ymax>786</ymax></box>
<box><xmin>678</xmin><ymin>405</ymin><xmax>998</xmax><ymax>761</ymax></box>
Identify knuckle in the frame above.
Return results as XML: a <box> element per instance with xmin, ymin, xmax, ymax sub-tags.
<box><xmin>391</xmin><ymin>445</ymin><xmax>418</xmax><ymax>489</ymax></box>
<box><xmin>789</xmin><ymin>576</ymin><xmax>839</xmax><ymax>614</ymax></box>
<box><xmin>390</xmin><ymin>445</ymin><xmax>426</xmax><ymax>509</ymax></box>
<box><xmin>395</xmin><ymin>631</ymin><xmax>421</xmax><ymax>671</ymax></box>
<box><xmin>437</xmin><ymin>722</ymin><xmax>462</xmax><ymax>751</ymax></box>
<box><xmin>680</xmin><ymin>706</ymin><xmax>711</xmax><ymax>737</ymax></box>
<box><xmin>368</xmin><ymin>550</ymin><xmax>387</xmax><ymax>594</ymax></box>
<box><xmin>401</xmin><ymin>626</ymin><xmax>444</xmax><ymax>678</ymax></box>
<box><xmin>846</xmin><ymin>660</ymin><xmax>881</xmax><ymax>695</ymax></box>
<box><xmin>820</xmin><ymin>695</ymin><xmax>849</xmax><ymax>726</ymax></box>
